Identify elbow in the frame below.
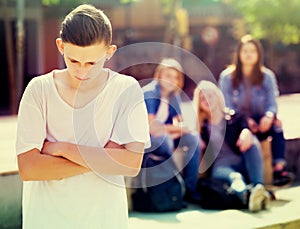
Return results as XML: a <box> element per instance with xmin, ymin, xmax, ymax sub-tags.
<box><xmin>18</xmin><ymin>165</ymin><xmax>32</xmax><ymax>181</ymax></box>
<box><xmin>17</xmin><ymin>151</ymin><xmax>38</xmax><ymax>181</ymax></box>
<box><xmin>127</xmin><ymin>167</ymin><xmax>141</xmax><ymax>177</ymax></box>
<box><xmin>125</xmin><ymin>154</ymin><xmax>143</xmax><ymax>177</ymax></box>
<box><xmin>18</xmin><ymin>158</ymin><xmax>34</xmax><ymax>181</ymax></box>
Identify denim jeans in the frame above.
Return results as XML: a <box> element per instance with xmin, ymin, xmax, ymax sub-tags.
<box><xmin>253</xmin><ymin>115</ymin><xmax>286</xmax><ymax>166</ymax></box>
<box><xmin>211</xmin><ymin>140</ymin><xmax>264</xmax><ymax>200</ymax></box>
<box><xmin>146</xmin><ymin>131</ymin><xmax>201</xmax><ymax>193</ymax></box>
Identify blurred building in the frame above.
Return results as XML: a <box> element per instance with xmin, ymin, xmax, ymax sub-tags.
<box><xmin>0</xmin><ymin>0</ymin><xmax>299</xmax><ymax>114</ymax></box>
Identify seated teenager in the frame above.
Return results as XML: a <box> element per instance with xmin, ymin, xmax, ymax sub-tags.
<box><xmin>193</xmin><ymin>80</ymin><xmax>271</xmax><ymax>212</ymax></box>
<box><xmin>142</xmin><ymin>58</ymin><xmax>201</xmax><ymax>203</ymax></box>
<box><xmin>219</xmin><ymin>35</ymin><xmax>293</xmax><ymax>186</ymax></box>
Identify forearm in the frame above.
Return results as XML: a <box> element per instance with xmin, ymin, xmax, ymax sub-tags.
<box><xmin>166</xmin><ymin>124</ymin><xmax>181</xmax><ymax>133</ymax></box>
<box><xmin>18</xmin><ymin>149</ymin><xmax>90</xmax><ymax>181</ymax></box>
<box><xmin>58</xmin><ymin>142</ymin><xmax>144</xmax><ymax>177</ymax></box>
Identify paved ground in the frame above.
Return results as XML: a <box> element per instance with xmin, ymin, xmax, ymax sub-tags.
<box><xmin>129</xmin><ymin>184</ymin><xmax>300</xmax><ymax>229</ymax></box>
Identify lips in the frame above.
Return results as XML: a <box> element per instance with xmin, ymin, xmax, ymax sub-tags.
<box><xmin>75</xmin><ymin>76</ymin><xmax>90</xmax><ymax>81</ymax></box>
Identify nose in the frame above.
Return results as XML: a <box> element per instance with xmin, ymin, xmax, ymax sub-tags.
<box><xmin>76</xmin><ymin>65</ymin><xmax>90</xmax><ymax>77</ymax></box>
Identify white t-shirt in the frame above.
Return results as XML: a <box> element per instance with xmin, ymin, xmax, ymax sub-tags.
<box><xmin>16</xmin><ymin>69</ymin><xmax>150</xmax><ymax>229</ymax></box>
<box><xmin>155</xmin><ymin>97</ymin><xmax>169</xmax><ymax>123</ymax></box>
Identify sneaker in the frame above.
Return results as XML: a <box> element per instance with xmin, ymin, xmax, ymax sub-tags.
<box><xmin>248</xmin><ymin>184</ymin><xmax>266</xmax><ymax>212</ymax></box>
<box><xmin>261</xmin><ymin>191</ymin><xmax>271</xmax><ymax>210</ymax></box>
<box><xmin>273</xmin><ymin>169</ymin><xmax>294</xmax><ymax>186</ymax></box>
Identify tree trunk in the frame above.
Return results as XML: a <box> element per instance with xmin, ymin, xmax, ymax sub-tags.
<box><xmin>163</xmin><ymin>0</ymin><xmax>180</xmax><ymax>45</ymax></box>
<box><xmin>16</xmin><ymin>0</ymin><xmax>25</xmax><ymax>107</ymax></box>
<box><xmin>2</xmin><ymin>0</ymin><xmax>17</xmax><ymax>114</ymax></box>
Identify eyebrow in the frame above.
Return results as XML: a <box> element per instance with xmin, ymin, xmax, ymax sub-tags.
<box><xmin>67</xmin><ymin>55</ymin><xmax>105</xmax><ymax>65</ymax></box>
<box><xmin>68</xmin><ymin>57</ymin><xmax>97</xmax><ymax>65</ymax></box>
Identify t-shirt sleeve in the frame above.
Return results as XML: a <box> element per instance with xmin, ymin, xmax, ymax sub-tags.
<box><xmin>16</xmin><ymin>78</ymin><xmax>47</xmax><ymax>155</ymax></box>
<box><xmin>111</xmin><ymin>81</ymin><xmax>151</xmax><ymax>149</ymax></box>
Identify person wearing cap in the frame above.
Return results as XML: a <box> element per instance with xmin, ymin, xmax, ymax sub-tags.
<box><xmin>142</xmin><ymin>58</ymin><xmax>201</xmax><ymax>204</ymax></box>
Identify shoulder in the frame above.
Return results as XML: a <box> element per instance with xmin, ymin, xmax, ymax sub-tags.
<box><xmin>28</xmin><ymin>71</ymin><xmax>53</xmax><ymax>84</ymax></box>
<box><xmin>142</xmin><ymin>80</ymin><xmax>160</xmax><ymax>98</ymax></box>
<box><xmin>262</xmin><ymin>67</ymin><xmax>277</xmax><ymax>83</ymax></box>
<box><xmin>219</xmin><ymin>67</ymin><xmax>234</xmax><ymax>89</ymax></box>
<box><xmin>219</xmin><ymin>67</ymin><xmax>234</xmax><ymax>85</ymax></box>
<box><xmin>109</xmin><ymin>70</ymin><xmax>141</xmax><ymax>90</ymax></box>
<box><xmin>219</xmin><ymin>66</ymin><xmax>234</xmax><ymax>79</ymax></box>
<box><xmin>108</xmin><ymin>70</ymin><xmax>145</xmax><ymax>100</ymax></box>
<box><xmin>262</xmin><ymin>67</ymin><xmax>276</xmax><ymax>78</ymax></box>
<box><xmin>25</xmin><ymin>70</ymin><xmax>55</xmax><ymax>93</ymax></box>
<box><xmin>142</xmin><ymin>80</ymin><xmax>158</xmax><ymax>92</ymax></box>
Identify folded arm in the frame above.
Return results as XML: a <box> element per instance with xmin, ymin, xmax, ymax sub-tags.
<box><xmin>17</xmin><ymin>148</ymin><xmax>90</xmax><ymax>181</ymax></box>
<box><xmin>42</xmin><ymin>140</ymin><xmax>144</xmax><ymax>177</ymax></box>
<box><xmin>18</xmin><ymin>141</ymin><xmax>144</xmax><ymax>181</ymax></box>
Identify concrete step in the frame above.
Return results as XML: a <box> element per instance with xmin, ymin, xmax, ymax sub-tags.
<box><xmin>286</xmin><ymin>138</ymin><xmax>300</xmax><ymax>181</ymax></box>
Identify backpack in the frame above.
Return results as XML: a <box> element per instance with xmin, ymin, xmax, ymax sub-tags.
<box><xmin>197</xmin><ymin>178</ymin><xmax>247</xmax><ymax>210</ymax></box>
<box><xmin>131</xmin><ymin>153</ymin><xmax>186</xmax><ymax>212</ymax></box>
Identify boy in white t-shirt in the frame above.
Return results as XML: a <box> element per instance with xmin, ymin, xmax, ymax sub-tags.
<box><xmin>16</xmin><ymin>4</ymin><xmax>150</xmax><ymax>229</ymax></box>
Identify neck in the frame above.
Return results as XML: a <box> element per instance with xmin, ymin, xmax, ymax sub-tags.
<box><xmin>160</xmin><ymin>89</ymin><xmax>171</xmax><ymax>98</ymax></box>
<box><xmin>242</xmin><ymin>65</ymin><xmax>253</xmax><ymax>78</ymax></box>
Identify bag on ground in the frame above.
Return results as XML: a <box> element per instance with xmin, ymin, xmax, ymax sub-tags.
<box><xmin>131</xmin><ymin>153</ymin><xmax>186</xmax><ymax>212</ymax></box>
<box><xmin>197</xmin><ymin>178</ymin><xmax>247</xmax><ymax>210</ymax></box>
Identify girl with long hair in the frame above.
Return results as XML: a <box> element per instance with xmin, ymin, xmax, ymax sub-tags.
<box><xmin>194</xmin><ymin>80</ymin><xmax>270</xmax><ymax>212</ymax></box>
<box><xmin>219</xmin><ymin>35</ymin><xmax>292</xmax><ymax>186</ymax></box>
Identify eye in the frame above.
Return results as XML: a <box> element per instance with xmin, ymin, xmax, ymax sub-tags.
<box><xmin>70</xmin><ymin>59</ymin><xmax>78</xmax><ymax>64</ymax></box>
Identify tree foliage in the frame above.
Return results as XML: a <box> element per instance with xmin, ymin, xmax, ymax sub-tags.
<box><xmin>223</xmin><ymin>0</ymin><xmax>300</xmax><ymax>45</ymax></box>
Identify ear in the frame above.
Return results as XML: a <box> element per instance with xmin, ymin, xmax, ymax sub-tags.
<box><xmin>56</xmin><ymin>38</ymin><xmax>64</xmax><ymax>55</ymax></box>
<box><xmin>106</xmin><ymin>44</ymin><xmax>117</xmax><ymax>60</ymax></box>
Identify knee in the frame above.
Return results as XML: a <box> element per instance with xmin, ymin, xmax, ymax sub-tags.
<box><xmin>181</xmin><ymin>132</ymin><xmax>200</xmax><ymax>147</ymax></box>
<box><xmin>150</xmin><ymin>135</ymin><xmax>174</xmax><ymax>152</ymax></box>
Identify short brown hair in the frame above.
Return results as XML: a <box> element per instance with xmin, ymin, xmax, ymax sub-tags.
<box><xmin>60</xmin><ymin>4</ymin><xmax>112</xmax><ymax>46</ymax></box>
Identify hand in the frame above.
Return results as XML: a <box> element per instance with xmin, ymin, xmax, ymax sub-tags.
<box><xmin>236</xmin><ymin>128</ymin><xmax>253</xmax><ymax>153</ymax></box>
<box><xmin>247</xmin><ymin>118</ymin><xmax>258</xmax><ymax>133</ymax></box>
<box><xmin>181</xmin><ymin>125</ymin><xmax>191</xmax><ymax>135</ymax></box>
<box><xmin>259</xmin><ymin>115</ymin><xmax>273</xmax><ymax>133</ymax></box>
<box><xmin>41</xmin><ymin>141</ymin><xmax>64</xmax><ymax>157</ymax></box>
<box><xmin>105</xmin><ymin>141</ymin><xmax>125</xmax><ymax>149</ymax></box>
<box><xmin>150</xmin><ymin>121</ymin><xmax>167</xmax><ymax>137</ymax></box>
<box><xmin>170</xmin><ymin>124</ymin><xmax>190</xmax><ymax>139</ymax></box>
